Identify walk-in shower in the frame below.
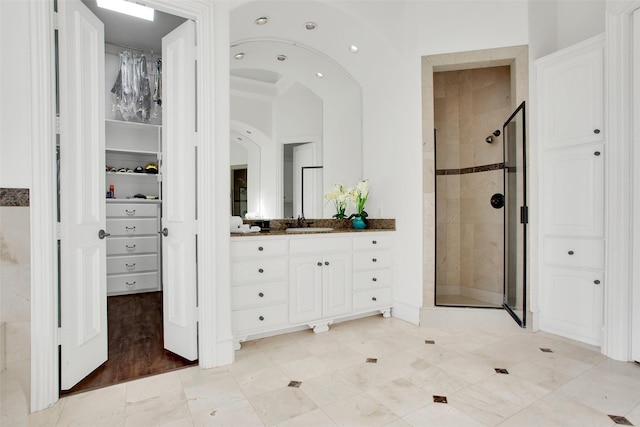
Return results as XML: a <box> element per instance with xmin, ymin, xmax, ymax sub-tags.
<box><xmin>434</xmin><ymin>65</ymin><xmax>527</xmax><ymax>326</ymax></box>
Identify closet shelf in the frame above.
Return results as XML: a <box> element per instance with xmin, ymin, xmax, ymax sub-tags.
<box><xmin>106</xmin><ymin>148</ymin><xmax>159</xmax><ymax>155</ymax></box>
<box><xmin>106</xmin><ymin>171</ymin><xmax>160</xmax><ymax>178</ymax></box>
<box><xmin>105</xmin><ymin>119</ymin><xmax>161</xmax><ymax>130</ymax></box>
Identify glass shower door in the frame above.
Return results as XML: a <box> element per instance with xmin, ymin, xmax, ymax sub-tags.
<box><xmin>503</xmin><ymin>101</ymin><xmax>527</xmax><ymax>327</ymax></box>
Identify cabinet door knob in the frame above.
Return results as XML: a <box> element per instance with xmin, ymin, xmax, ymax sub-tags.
<box><xmin>594</xmin><ymin>280</ymin><xmax>601</xmax><ymax>285</ymax></box>
<box><xmin>325</xmin><ymin>261</ymin><xmax>330</xmax><ymax>266</ymax></box>
<box><xmin>258</xmin><ymin>246</ymin><xmax>264</xmax><ymax>251</ymax></box>
<box><xmin>258</xmin><ymin>292</ymin><xmax>264</xmax><ymax>297</ymax></box>
<box><xmin>259</xmin><ymin>316</ymin><xmax>264</xmax><ymax>321</ymax></box>
<box><xmin>372</xmin><ymin>297</ymin><xmax>377</xmax><ymax>301</ymax></box>
<box><xmin>372</xmin><ymin>258</ymin><xmax>377</xmax><ymax>262</ymax></box>
<box><xmin>258</xmin><ymin>268</ymin><xmax>264</xmax><ymax>273</ymax></box>
<box><xmin>372</xmin><ymin>240</ymin><xmax>377</xmax><ymax>245</ymax></box>
<box><xmin>594</xmin><ymin>151</ymin><xmax>601</xmax><ymax>156</ymax></box>
<box><xmin>372</xmin><ymin>277</ymin><xmax>377</xmax><ymax>282</ymax></box>
<box><xmin>317</xmin><ymin>262</ymin><xmax>323</xmax><ymax>266</ymax></box>
<box><xmin>594</xmin><ymin>129</ymin><xmax>601</xmax><ymax>134</ymax></box>
<box><xmin>568</xmin><ymin>251</ymin><xmax>574</xmax><ymax>255</ymax></box>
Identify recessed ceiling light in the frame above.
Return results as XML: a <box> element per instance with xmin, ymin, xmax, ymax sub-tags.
<box><xmin>349</xmin><ymin>45</ymin><xmax>359</xmax><ymax>53</ymax></box>
<box><xmin>316</xmin><ymin>72</ymin><xmax>324</xmax><ymax>79</ymax></box>
<box><xmin>237</xmin><ymin>137</ymin><xmax>243</xmax><ymax>141</ymax></box>
<box><xmin>255</xmin><ymin>17</ymin><xmax>268</xmax><ymax>25</ymax></box>
<box><xmin>246</xmin><ymin>130</ymin><xmax>252</xmax><ymax>134</ymax></box>
<box><xmin>305</xmin><ymin>22</ymin><xmax>317</xmax><ymax>30</ymax></box>
<box><xmin>234</xmin><ymin>53</ymin><xmax>245</xmax><ymax>60</ymax></box>
<box><xmin>277</xmin><ymin>55</ymin><xmax>287</xmax><ymax>62</ymax></box>
<box><xmin>97</xmin><ymin>0</ymin><xmax>154</xmax><ymax>21</ymax></box>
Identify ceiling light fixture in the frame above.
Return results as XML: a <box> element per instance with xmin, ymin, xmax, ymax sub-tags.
<box><xmin>349</xmin><ymin>45</ymin><xmax>359</xmax><ymax>53</ymax></box>
<box><xmin>96</xmin><ymin>0</ymin><xmax>154</xmax><ymax>21</ymax></box>
<box><xmin>255</xmin><ymin>16</ymin><xmax>268</xmax><ymax>25</ymax></box>
<box><xmin>316</xmin><ymin>72</ymin><xmax>324</xmax><ymax>79</ymax></box>
<box><xmin>304</xmin><ymin>22</ymin><xmax>317</xmax><ymax>30</ymax></box>
<box><xmin>277</xmin><ymin>55</ymin><xmax>287</xmax><ymax>62</ymax></box>
<box><xmin>234</xmin><ymin>53</ymin><xmax>245</xmax><ymax>60</ymax></box>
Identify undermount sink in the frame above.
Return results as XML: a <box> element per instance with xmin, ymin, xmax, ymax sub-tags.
<box><xmin>286</xmin><ymin>227</ymin><xmax>333</xmax><ymax>233</ymax></box>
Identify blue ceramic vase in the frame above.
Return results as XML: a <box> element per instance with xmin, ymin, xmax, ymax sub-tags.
<box><xmin>352</xmin><ymin>216</ymin><xmax>367</xmax><ymax>229</ymax></box>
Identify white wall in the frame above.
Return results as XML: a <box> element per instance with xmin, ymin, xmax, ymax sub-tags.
<box><xmin>0</xmin><ymin>0</ymin><xmax>32</xmax><ymax>189</ymax></box>
<box><xmin>274</xmin><ymin>83</ymin><xmax>322</xmax><ymax>138</ymax></box>
<box><xmin>557</xmin><ymin>0</ymin><xmax>605</xmax><ymax>50</ymax></box>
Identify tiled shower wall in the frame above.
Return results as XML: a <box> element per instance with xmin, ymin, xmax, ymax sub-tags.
<box><xmin>434</xmin><ymin>67</ymin><xmax>512</xmax><ymax>303</ymax></box>
<box><xmin>0</xmin><ymin>188</ymin><xmax>31</xmax><ymax>372</ymax></box>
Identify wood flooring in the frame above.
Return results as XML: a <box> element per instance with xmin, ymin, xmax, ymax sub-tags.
<box><xmin>61</xmin><ymin>292</ymin><xmax>197</xmax><ymax>396</ymax></box>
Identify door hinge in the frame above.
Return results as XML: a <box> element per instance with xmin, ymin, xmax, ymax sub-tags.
<box><xmin>56</xmin><ymin>222</ymin><xmax>62</xmax><ymax>240</ymax></box>
<box><xmin>520</xmin><ymin>206</ymin><xmax>529</xmax><ymax>224</ymax></box>
<box><xmin>55</xmin><ymin>116</ymin><xmax>61</xmax><ymax>135</ymax></box>
<box><xmin>53</xmin><ymin>11</ymin><xmax>59</xmax><ymax>30</ymax></box>
<box><xmin>195</xmin><ymin>306</ymin><xmax>200</xmax><ymax>322</ymax></box>
<box><xmin>57</xmin><ymin>327</ymin><xmax>62</xmax><ymax>345</ymax></box>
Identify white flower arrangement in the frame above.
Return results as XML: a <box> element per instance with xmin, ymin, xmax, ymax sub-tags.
<box><xmin>348</xmin><ymin>179</ymin><xmax>369</xmax><ymax>221</ymax></box>
<box><xmin>325</xmin><ymin>183</ymin><xmax>349</xmax><ymax>219</ymax></box>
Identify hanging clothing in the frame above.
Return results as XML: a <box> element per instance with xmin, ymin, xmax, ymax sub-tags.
<box><xmin>111</xmin><ymin>51</ymin><xmax>158</xmax><ymax>123</ymax></box>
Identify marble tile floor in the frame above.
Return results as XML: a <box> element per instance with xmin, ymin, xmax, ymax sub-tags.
<box><xmin>3</xmin><ymin>315</ymin><xmax>640</xmax><ymax>426</ymax></box>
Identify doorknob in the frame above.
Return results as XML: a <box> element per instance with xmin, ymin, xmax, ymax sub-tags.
<box><xmin>98</xmin><ymin>229</ymin><xmax>110</xmax><ymax>239</ymax></box>
<box><xmin>159</xmin><ymin>228</ymin><xmax>169</xmax><ymax>237</ymax></box>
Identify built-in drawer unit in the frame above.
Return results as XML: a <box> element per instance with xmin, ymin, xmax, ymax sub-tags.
<box><xmin>231</xmin><ymin>258</ymin><xmax>288</xmax><ymax>284</ymax></box>
<box><xmin>353</xmin><ymin>234</ymin><xmax>393</xmax><ymax>251</ymax></box>
<box><xmin>353</xmin><ymin>269</ymin><xmax>393</xmax><ymax>291</ymax></box>
<box><xmin>230</xmin><ymin>239</ymin><xmax>288</xmax><ymax>260</ymax></box>
<box><xmin>543</xmin><ymin>237</ymin><xmax>604</xmax><ymax>270</ymax></box>
<box><xmin>107</xmin><ymin>272</ymin><xmax>159</xmax><ymax>295</ymax></box>
<box><xmin>353</xmin><ymin>251</ymin><xmax>393</xmax><ymax>270</ymax></box>
<box><xmin>106</xmin><ymin>200</ymin><xmax>161</xmax><ymax>295</ymax></box>
<box><xmin>290</xmin><ymin>236</ymin><xmax>352</xmax><ymax>255</ymax></box>
<box><xmin>231</xmin><ymin>281</ymin><xmax>288</xmax><ymax>310</ymax></box>
<box><xmin>107</xmin><ymin>236</ymin><xmax>159</xmax><ymax>255</ymax></box>
<box><xmin>353</xmin><ymin>288</ymin><xmax>393</xmax><ymax>310</ymax></box>
<box><xmin>232</xmin><ymin>303</ymin><xmax>289</xmax><ymax>334</ymax></box>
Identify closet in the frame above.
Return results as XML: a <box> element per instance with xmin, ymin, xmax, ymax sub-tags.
<box><xmin>58</xmin><ymin>0</ymin><xmax>198</xmax><ymax>391</ymax></box>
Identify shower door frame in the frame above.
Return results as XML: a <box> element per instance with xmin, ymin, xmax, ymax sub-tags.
<box><xmin>502</xmin><ymin>101</ymin><xmax>527</xmax><ymax>328</ymax></box>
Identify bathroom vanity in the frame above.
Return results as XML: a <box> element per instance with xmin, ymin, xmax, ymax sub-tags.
<box><xmin>230</xmin><ymin>224</ymin><xmax>394</xmax><ymax>349</ymax></box>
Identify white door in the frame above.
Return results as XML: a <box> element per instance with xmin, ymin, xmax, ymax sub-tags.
<box><xmin>323</xmin><ymin>254</ymin><xmax>353</xmax><ymax>317</ymax></box>
<box><xmin>162</xmin><ymin>20</ymin><xmax>198</xmax><ymax>360</ymax></box>
<box><xmin>633</xmin><ymin>7</ymin><xmax>640</xmax><ymax>363</ymax></box>
<box><xmin>58</xmin><ymin>0</ymin><xmax>107</xmax><ymax>390</ymax></box>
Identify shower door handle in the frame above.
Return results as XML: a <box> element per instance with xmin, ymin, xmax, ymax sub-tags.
<box><xmin>490</xmin><ymin>193</ymin><xmax>504</xmax><ymax>209</ymax></box>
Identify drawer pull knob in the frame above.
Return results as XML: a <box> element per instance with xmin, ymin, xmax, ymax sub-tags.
<box><xmin>594</xmin><ymin>151</ymin><xmax>601</xmax><ymax>156</ymax></box>
<box><xmin>258</xmin><ymin>268</ymin><xmax>264</xmax><ymax>273</ymax></box>
<box><xmin>568</xmin><ymin>251</ymin><xmax>574</xmax><ymax>255</ymax></box>
<box><xmin>125</xmin><ymin>245</ymin><xmax>136</xmax><ymax>250</ymax></box>
<box><xmin>125</xmin><ymin>209</ymin><xmax>136</xmax><ymax>215</ymax></box>
<box><xmin>125</xmin><ymin>281</ymin><xmax>136</xmax><ymax>286</ymax></box>
<box><xmin>372</xmin><ymin>297</ymin><xmax>377</xmax><ymax>301</ymax></box>
<box><xmin>372</xmin><ymin>278</ymin><xmax>377</xmax><ymax>282</ymax></box>
<box><xmin>259</xmin><ymin>316</ymin><xmax>264</xmax><ymax>321</ymax></box>
<box><xmin>317</xmin><ymin>262</ymin><xmax>323</xmax><ymax>266</ymax></box>
<box><xmin>125</xmin><ymin>263</ymin><xmax>136</xmax><ymax>268</ymax></box>
<box><xmin>125</xmin><ymin>226</ymin><xmax>136</xmax><ymax>231</ymax></box>
<box><xmin>258</xmin><ymin>246</ymin><xmax>264</xmax><ymax>251</ymax></box>
<box><xmin>372</xmin><ymin>240</ymin><xmax>377</xmax><ymax>244</ymax></box>
<box><xmin>594</xmin><ymin>280</ymin><xmax>601</xmax><ymax>285</ymax></box>
<box><xmin>594</xmin><ymin>129</ymin><xmax>601</xmax><ymax>134</ymax></box>
<box><xmin>258</xmin><ymin>292</ymin><xmax>264</xmax><ymax>297</ymax></box>
<box><xmin>372</xmin><ymin>258</ymin><xmax>377</xmax><ymax>262</ymax></box>
<box><xmin>325</xmin><ymin>261</ymin><xmax>330</xmax><ymax>266</ymax></box>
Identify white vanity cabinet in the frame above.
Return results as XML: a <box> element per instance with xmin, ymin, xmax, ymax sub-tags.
<box><xmin>289</xmin><ymin>236</ymin><xmax>353</xmax><ymax>329</ymax></box>
<box><xmin>230</xmin><ymin>231</ymin><xmax>394</xmax><ymax>347</ymax></box>
<box><xmin>537</xmin><ymin>34</ymin><xmax>605</xmax><ymax>345</ymax></box>
<box><xmin>106</xmin><ymin>200</ymin><xmax>161</xmax><ymax>295</ymax></box>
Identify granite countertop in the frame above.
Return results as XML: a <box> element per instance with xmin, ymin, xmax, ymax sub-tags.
<box><xmin>230</xmin><ymin>218</ymin><xmax>395</xmax><ymax>237</ymax></box>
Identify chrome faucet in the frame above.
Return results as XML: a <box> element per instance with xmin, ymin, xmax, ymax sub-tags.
<box><xmin>297</xmin><ymin>215</ymin><xmax>305</xmax><ymax>228</ymax></box>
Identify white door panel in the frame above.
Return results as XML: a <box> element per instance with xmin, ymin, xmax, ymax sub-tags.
<box><xmin>162</xmin><ymin>20</ymin><xmax>198</xmax><ymax>360</ymax></box>
<box><xmin>59</xmin><ymin>0</ymin><xmax>107</xmax><ymax>390</ymax></box>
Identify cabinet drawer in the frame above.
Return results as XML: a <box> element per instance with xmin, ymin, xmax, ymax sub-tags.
<box><xmin>107</xmin><ymin>254</ymin><xmax>158</xmax><ymax>274</ymax></box>
<box><xmin>231</xmin><ymin>281</ymin><xmax>288</xmax><ymax>310</ymax></box>
<box><xmin>232</xmin><ymin>304</ymin><xmax>288</xmax><ymax>334</ymax></box>
<box><xmin>353</xmin><ymin>288</ymin><xmax>392</xmax><ymax>311</ymax></box>
<box><xmin>353</xmin><ymin>269</ymin><xmax>392</xmax><ymax>291</ymax></box>
<box><xmin>107</xmin><ymin>272</ymin><xmax>159</xmax><ymax>295</ymax></box>
<box><xmin>107</xmin><ymin>236</ymin><xmax>158</xmax><ymax>255</ymax></box>
<box><xmin>106</xmin><ymin>203</ymin><xmax>158</xmax><ymax>218</ymax></box>
<box><xmin>290</xmin><ymin>236</ymin><xmax>352</xmax><ymax>255</ymax></box>
<box><xmin>230</xmin><ymin>239</ymin><xmax>288</xmax><ymax>260</ymax></box>
<box><xmin>353</xmin><ymin>234</ymin><xmax>393</xmax><ymax>250</ymax></box>
<box><xmin>353</xmin><ymin>251</ymin><xmax>392</xmax><ymax>270</ymax></box>
<box><xmin>231</xmin><ymin>258</ymin><xmax>288</xmax><ymax>283</ymax></box>
<box><xmin>106</xmin><ymin>218</ymin><xmax>158</xmax><ymax>236</ymax></box>
<box><xmin>543</xmin><ymin>237</ymin><xmax>604</xmax><ymax>270</ymax></box>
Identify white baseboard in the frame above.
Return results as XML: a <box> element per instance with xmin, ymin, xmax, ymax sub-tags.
<box><xmin>391</xmin><ymin>301</ymin><xmax>420</xmax><ymax>325</ymax></box>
